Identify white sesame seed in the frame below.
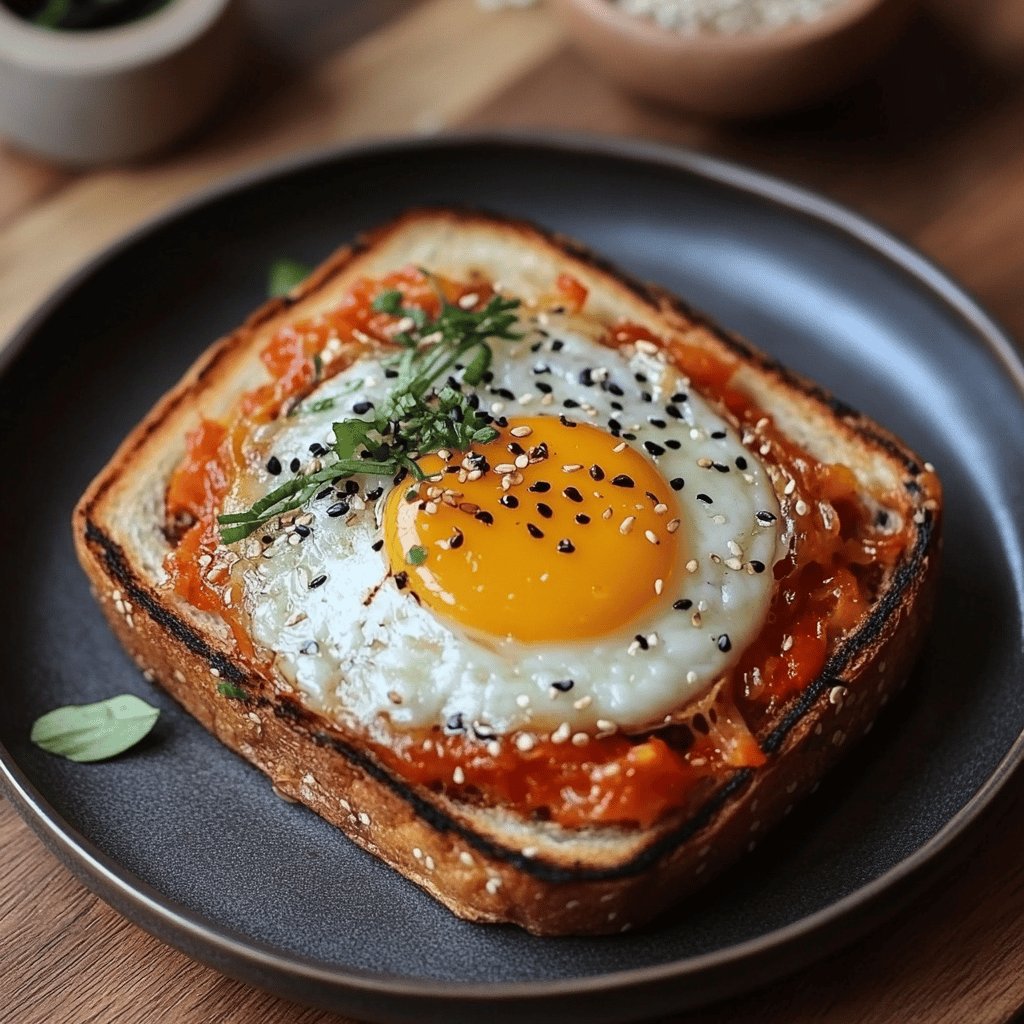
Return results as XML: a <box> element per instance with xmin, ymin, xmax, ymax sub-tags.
<box><xmin>551</xmin><ymin>722</ymin><xmax>571</xmax><ymax>744</ymax></box>
<box><xmin>571</xmin><ymin>732</ymin><xmax>589</xmax><ymax>746</ymax></box>
<box><xmin>412</xmin><ymin>847</ymin><xmax>423</xmax><ymax>860</ymax></box>
<box><xmin>686</xmin><ymin>559</ymin><xmax>699</xmax><ymax>572</ymax></box>
<box><xmin>494</xmin><ymin>462</ymin><xmax>516</xmax><ymax>474</ymax></box>
<box><xmin>424</xmin><ymin>855</ymin><xmax>435</xmax><ymax>871</ymax></box>
<box><xmin>515</xmin><ymin>694</ymin><xmax>530</xmax><ymax>708</ymax></box>
<box><xmin>487</xmin><ymin>740</ymin><xmax>501</xmax><ymax>757</ymax></box>
<box><xmin>514</xmin><ymin>454</ymin><xmax>529</xmax><ymax>469</ymax></box>
<box><xmin>619</xmin><ymin>515</ymin><xmax>636</xmax><ymax>535</ymax></box>
<box><xmin>562</xmin><ymin>463</ymin><xmax>583</xmax><ymax>472</ymax></box>
<box><xmin>510</xmin><ymin>425</ymin><xmax>533</xmax><ymax>437</ymax></box>
<box><xmin>453</xmin><ymin>766</ymin><xmax>466</xmax><ymax>784</ymax></box>
<box><xmin>686</xmin><ymin>670</ymin><xmax>698</xmax><ymax>684</ymax></box>
<box><xmin>515</xmin><ymin>733</ymin><xmax>536</xmax><ymax>752</ymax></box>
<box><xmin>654</xmin><ymin>578</ymin><xmax>664</xmax><ymax>595</ymax></box>
<box><xmin>522</xmin><ymin>846</ymin><xmax>538</xmax><ymax>858</ymax></box>
<box><xmin>829</xmin><ymin>685</ymin><xmax>849</xmax><ymax>705</ymax></box>
<box><xmin>725</xmin><ymin>558</ymin><xmax>742</xmax><ymax>570</ymax></box>
<box><xmin>613</xmin><ymin>441</ymin><xmax>627</xmax><ymax>453</ymax></box>
<box><xmin>485</xmin><ymin>877</ymin><xmax>502</xmax><ymax>894</ymax></box>
<box><xmin>458</xmin><ymin>292</ymin><xmax>479</xmax><ymax>308</ymax></box>
<box><xmin>644</xmin><ymin>530</ymin><xmax>659</xmax><ymax>545</ymax></box>
<box><xmin>667</xmin><ymin>518</ymin><xmax>681</xmax><ymax>533</ymax></box>
<box><xmin>654</xmin><ymin>503</ymin><xmax>668</xmax><ymax>515</ymax></box>
<box><xmin>784</xmin><ymin>478</ymin><xmax>797</xmax><ymax>495</ymax></box>
<box><xmin>519</xmin><ymin>393</ymin><xmax>534</xmax><ymax>405</ymax></box>
<box><xmin>795</xmin><ymin>499</ymin><xmax>808</xmax><ymax>516</ymax></box>
<box><xmin>459</xmin><ymin>851</ymin><xmax>474</xmax><ymax>866</ymax></box>
<box><xmin>358</xmin><ymin>812</ymin><xmax>371</xmax><ymax>826</ymax></box>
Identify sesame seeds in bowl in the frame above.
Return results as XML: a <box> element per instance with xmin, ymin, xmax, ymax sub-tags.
<box><xmin>550</xmin><ymin>0</ymin><xmax>920</xmax><ymax>117</ymax></box>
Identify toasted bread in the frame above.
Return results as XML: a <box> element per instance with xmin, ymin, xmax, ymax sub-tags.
<box><xmin>74</xmin><ymin>209</ymin><xmax>941</xmax><ymax>936</ymax></box>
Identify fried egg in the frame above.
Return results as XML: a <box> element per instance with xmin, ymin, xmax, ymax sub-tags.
<box><xmin>230</xmin><ymin>311</ymin><xmax>787</xmax><ymax>736</ymax></box>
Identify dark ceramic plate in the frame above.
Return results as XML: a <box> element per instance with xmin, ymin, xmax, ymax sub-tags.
<box><xmin>2</xmin><ymin>135</ymin><xmax>1023</xmax><ymax>1023</ymax></box>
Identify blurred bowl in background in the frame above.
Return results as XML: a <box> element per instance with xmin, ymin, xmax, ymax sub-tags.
<box><xmin>551</xmin><ymin>0</ymin><xmax>919</xmax><ymax>119</ymax></box>
<box><xmin>0</xmin><ymin>0</ymin><xmax>241</xmax><ymax>166</ymax></box>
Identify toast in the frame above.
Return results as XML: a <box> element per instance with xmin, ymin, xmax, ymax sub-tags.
<box><xmin>74</xmin><ymin>209</ymin><xmax>941</xmax><ymax>936</ymax></box>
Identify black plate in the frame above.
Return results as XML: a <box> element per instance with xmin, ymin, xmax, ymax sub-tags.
<box><xmin>2</xmin><ymin>135</ymin><xmax>1023</xmax><ymax>1023</ymax></box>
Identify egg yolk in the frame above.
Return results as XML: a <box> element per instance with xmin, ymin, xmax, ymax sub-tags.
<box><xmin>383</xmin><ymin>416</ymin><xmax>683</xmax><ymax>643</ymax></box>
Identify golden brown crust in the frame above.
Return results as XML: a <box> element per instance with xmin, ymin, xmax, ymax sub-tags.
<box><xmin>73</xmin><ymin>208</ymin><xmax>943</xmax><ymax>936</ymax></box>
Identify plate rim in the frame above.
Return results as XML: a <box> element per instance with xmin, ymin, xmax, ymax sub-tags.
<box><xmin>2</xmin><ymin>129</ymin><xmax>1023</xmax><ymax>1011</ymax></box>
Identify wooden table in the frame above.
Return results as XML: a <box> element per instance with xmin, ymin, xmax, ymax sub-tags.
<box><xmin>3</xmin><ymin>1</ymin><xmax>1024</xmax><ymax>1021</ymax></box>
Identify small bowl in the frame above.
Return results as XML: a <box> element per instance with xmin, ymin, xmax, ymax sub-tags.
<box><xmin>0</xmin><ymin>0</ymin><xmax>241</xmax><ymax>165</ymax></box>
<box><xmin>551</xmin><ymin>0</ymin><xmax>919</xmax><ymax>118</ymax></box>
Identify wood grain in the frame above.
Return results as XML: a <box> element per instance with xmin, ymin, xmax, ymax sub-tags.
<box><xmin>2</xmin><ymin>0</ymin><xmax>1024</xmax><ymax>1021</ymax></box>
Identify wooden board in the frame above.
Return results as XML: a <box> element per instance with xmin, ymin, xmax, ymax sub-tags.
<box><xmin>2</xmin><ymin>1</ymin><xmax>1023</xmax><ymax>1021</ymax></box>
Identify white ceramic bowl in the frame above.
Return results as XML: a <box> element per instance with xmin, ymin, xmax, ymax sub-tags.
<box><xmin>0</xmin><ymin>0</ymin><xmax>241</xmax><ymax>165</ymax></box>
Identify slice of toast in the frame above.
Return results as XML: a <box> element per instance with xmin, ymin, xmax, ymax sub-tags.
<box><xmin>74</xmin><ymin>209</ymin><xmax>941</xmax><ymax>936</ymax></box>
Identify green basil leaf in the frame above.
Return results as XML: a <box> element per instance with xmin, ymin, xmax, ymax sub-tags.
<box><xmin>267</xmin><ymin>258</ymin><xmax>313</xmax><ymax>298</ymax></box>
<box><xmin>31</xmin><ymin>695</ymin><xmax>159</xmax><ymax>763</ymax></box>
<box><xmin>217</xmin><ymin>682</ymin><xmax>249</xmax><ymax>701</ymax></box>
<box><xmin>406</xmin><ymin>545</ymin><xmax>427</xmax><ymax>566</ymax></box>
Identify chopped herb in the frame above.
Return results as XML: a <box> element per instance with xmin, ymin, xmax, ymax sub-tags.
<box><xmin>216</xmin><ymin>682</ymin><xmax>249</xmax><ymax>701</ymax></box>
<box><xmin>30</xmin><ymin>694</ymin><xmax>159</xmax><ymax>763</ymax></box>
<box><xmin>406</xmin><ymin>545</ymin><xmax>428</xmax><ymax>566</ymax></box>
<box><xmin>218</xmin><ymin>279</ymin><xmax>521</xmax><ymax>543</ymax></box>
<box><xmin>267</xmin><ymin>257</ymin><xmax>313</xmax><ymax>298</ymax></box>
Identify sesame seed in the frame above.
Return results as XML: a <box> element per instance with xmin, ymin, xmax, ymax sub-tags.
<box><xmin>527</xmin><ymin>523</ymin><xmax>544</xmax><ymax>539</ymax></box>
<box><xmin>562</xmin><ymin>463</ymin><xmax>583</xmax><ymax>473</ymax></box>
<box><xmin>717</xmin><ymin>634</ymin><xmax>732</xmax><ymax>652</ymax></box>
<box><xmin>563</xmin><ymin>486</ymin><xmax>584</xmax><ymax>503</ymax></box>
<box><xmin>654</xmin><ymin>578</ymin><xmax>664</xmax><ymax>595</ymax></box>
<box><xmin>620</xmin><ymin>516</ymin><xmax>636</xmax><ymax>535</ymax></box>
<box><xmin>571</xmin><ymin>732</ymin><xmax>589</xmax><ymax>746</ymax></box>
<box><xmin>500</xmin><ymin>495</ymin><xmax>519</xmax><ymax>509</ymax></box>
<box><xmin>673</xmin><ymin>598</ymin><xmax>693</xmax><ymax>610</ymax></box>
<box><xmin>748</xmin><ymin>560</ymin><xmax>766</xmax><ymax>574</ymax></box>
<box><xmin>453</xmin><ymin>766</ymin><xmax>466</xmax><ymax>784</ymax></box>
<box><xmin>686</xmin><ymin>559</ymin><xmax>699</xmax><ymax>573</ymax></box>
<box><xmin>475</xmin><ymin>510</ymin><xmax>494</xmax><ymax>525</ymax></box>
<box><xmin>557</xmin><ymin>539</ymin><xmax>576</xmax><ymax>553</ymax></box>
<box><xmin>696</xmin><ymin>493</ymin><xmax>713</xmax><ymax>504</ymax></box>
<box><xmin>644</xmin><ymin>441</ymin><xmax>665</xmax><ymax>457</ymax></box>
<box><xmin>575</xmin><ymin>513</ymin><xmax>591</xmax><ymax>525</ymax></box>
<box><xmin>309</xmin><ymin>574</ymin><xmax>327</xmax><ymax>589</ymax></box>
<box><xmin>290</xmin><ymin>457</ymin><xmax>301</xmax><ymax>472</ymax></box>
<box><xmin>266</xmin><ymin>456</ymin><xmax>282</xmax><ymax>475</ymax></box>
<box><xmin>551</xmin><ymin>679</ymin><xmax>574</xmax><ymax>692</ymax></box>
<box><xmin>611</xmin><ymin>474</ymin><xmax>634</xmax><ymax>488</ymax></box>
<box><xmin>510</xmin><ymin>424</ymin><xmax>533</xmax><ymax>437</ymax></box>
<box><xmin>670</xmin><ymin>477</ymin><xmax>685</xmax><ymax>491</ymax></box>
<box><xmin>536</xmin><ymin>502</ymin><xmax>553</xmax><ymax>518</ymax></box>
<box><xmin>494</xmin><ymin>462</ymin><xmax>516</xmax><ymax>474</ymax></box>
<box><xmin>515</xmin><ymin>454</ymin><xmax>530</xmax><ymax>469</ymax></box>
<box><xmin>551</xmin><ymin>722</ymin><xmax>571</xmax><ymax>743</ymax></box>
<box><xmin>515</xmin><ymin>733</ymin><xmax>536</xmax><ymax>752</ymax></box>
<box><xmin>613</xmin><ymin>441</ymin><xmax>627</xmax><ymax>453</ymax></box>
<box><xmin>644</xmin><ymin>530</ymin><xmax>659</xmax><ymax>545</ymax></box>
<box><xmin>326</xmin><ymin>500</ymin><xmax>349</xmax><ymax>517</ymax></box>
<box><xmin>654</xmin><ymin>503</ymin><xmax>668</xmax><ymax>515</ymax></box>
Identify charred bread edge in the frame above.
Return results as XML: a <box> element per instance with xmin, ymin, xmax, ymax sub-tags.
<box><xmin>76</xmin><ymin>206</ymin><xmax>939</xmax><ymax>887</ymax></box>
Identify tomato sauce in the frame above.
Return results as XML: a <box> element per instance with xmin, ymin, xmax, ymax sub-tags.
<box><xmin>163</xmin><ymin>271</ymin><xmax>912</xmax><ymax>828</ymax></box>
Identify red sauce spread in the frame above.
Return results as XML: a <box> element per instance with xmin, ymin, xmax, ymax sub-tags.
<box><xmin>164</xmin><ymin>269</ymin><xmax>912</xmax><ymax>829</ymax></box>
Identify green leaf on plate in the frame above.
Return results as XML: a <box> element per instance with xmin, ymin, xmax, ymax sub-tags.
<box><xmin>30</xmin><ymin>694</ymin><xmax>159</xmax><ymax>763</ymax></box>
<box><xmin>216</xmin><ymin>682</ymin><xmax>249</xmax><ymax>701</ymax></box>
<box><xmin>267</xmin><ymin>258</ymin><xmax>313</xmax><ymax>298</ymax></box>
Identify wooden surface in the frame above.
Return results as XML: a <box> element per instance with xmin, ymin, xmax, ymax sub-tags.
<box><xmin>2</xmin><ymin>1</ymin><xmax>1024</xmax><ymax>1021</ymax></box>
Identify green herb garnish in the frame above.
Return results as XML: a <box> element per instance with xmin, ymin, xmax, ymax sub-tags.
<box><xmin>218</xmin><ymin>285</ymin><xmax>521</xmax><ymax>543</ymax></box>
<box><xmin>216</xmin><ymin>682</ymin><xmax>249</xmax><ymax>702</ymax></box>
<box><xmin>268</xmin><ymin>258</ymin><xmax>314</xmax><ymax>298</ymax></box>
<box><xmin>406</xmin><ymin>545</ymin><xmax>428</xmax><ymax>566</ymax></box>
<box><xmin>30</xmin><ymin>694</ymin><xmax>159</xmax><ymax>763</ymax></box>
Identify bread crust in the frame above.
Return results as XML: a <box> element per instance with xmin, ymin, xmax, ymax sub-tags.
<box><xmin>73</xmin><ymin>209</ymin><xmax>942</xmax><ymax>936</ymax></box>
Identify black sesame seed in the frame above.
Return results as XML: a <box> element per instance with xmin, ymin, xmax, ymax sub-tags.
<box><xmin>344</xmin><ymin>479</ymin><xmax>360</xmax><ymax>495</ymax></box>
<box><xmin>537</xmin><ymin>503</ymin><xmax>553</xmax><ymax>519</ymax></box>
<box><xmin>394</xmin><ymin>571</ymin><xmax>409</xmax><ymax>590</ymax></box>
<box><xmin>393</xmin><ymin>468</ymin><xmax>408</xmax><ymax>486</ymax></box>
<box><xmin>717</xmin><ymin>634</ymin><xmax>732</xmax><ymax>653</ymax></box>
<box><xmin>749</xmin><ymin>560</ymin><xmax>766</xmax><ymax>574</ymax></box>
<box><xmin>309</xmin><ymin>442</ymin><xmax>327</xmax><ymax>457</ymax></box>
<box><xmin>266</xmin><ymin>456</ymin><xmax>282</xmax><ymax>475</ymax></box>
<box><xmin>494</xmin><ymin>416</ymin><xmax>509</xmax><ymax>428</ymax></box>
<box><xmin>352</xmin><ymin>400</ymin><xmax>374</xmax><ymax>415</ymax></box>
<box><xmin>326</xmin><ymin>500</ymin><xmax>349</xmax><ymax>517</ymax></box>
<box><xmin>670</xmin><ymin>477</ymin><xmax>685</xmax><ymax>490</ymax></box>
<box><xmin>610</xmin><ymin>400</ymin><xmax>624</xmax><ymax>411</ymax></box>
<box><xmin>536</xmin><ymin>381</ymin><xmax>553</xmax><ymax>394</ymax></box>
<box><xmin>551</xmin><ymin>339</ymin><xmax>565</xmax><ymax>351</ymax></box>
<box><xmin>711</xmin><ymin>430</ymin><xmax>727</xmax><ymax>440</ymax></box>
<box><xmin>665</xmin><ymin>439</ymin><xmax>682</xmax><ymax>450</ymax></box>
<box><xmin>371</xmin><ymin>539</ymin><xmax>384</xmax><ymax>552</ymax></box>
<box><xmin>563</xmin><ymin>398</ymin><xmax>580</xmax><ymax>409</ymax></box>
<box><xmin>316</xmin><ymin>487</ymin><xmax>333</xmax><ymax>500</ymax></box>
<box><xmin>529</xmin><ymin>481</ymin><xmax>551</xmax><ymax>493</ymax></box>
<box><xmin>612</xmin><ymin>474</ymin><xmax>635</xmax><ymax>488</ymax></box>
<box><xmin>533</xmin><ymin>362</ymin><xmax>551</xmax><ymax>375</ymax></box>
<box><xmin>559</xmin><ymin>415</ymin><xmax>577</xmax><ymax>428</ymax></box>
<box><xmin>551</xmin><ymin>679</ymin><xmax>575</xmax><ymax>692</ymax></box>
<box><xmin>712</xmin><ymin>462</ymin><xmax>730</xmax><ymax>473</ymax></box>
<box><xmin>633</xmin><ymin>633</ymin><xmax>649</xmax><ymax>650</ymax></box>
<box><xmin>756</xmin><ymin>510</ymin><xmax>777</xmax><ymax>523</ymax></box>
<box><xmin>557</xmin><ymin>538</ymin><xmax>575</xmax><ymax>553</ymax></box>
<box><xmin>385</xmin><ymin>367</ymin><xmax>399</xmax><ymax>379</ymax></box>
<box><xmin>673</xmin><ymin>599</ymin><xmax>693</xmax><ymax>611</ymax></box>
<box><xmin>648</xmin><ymin>418</ymin><xmax>666</xmax><ymax>429</ymax></box>
<box><xmin>294</xmin><ymin>523</ymin><xmax>311</xmax><ymax>538</ymax></box>
<box><xmin>508</xmin><ymin>442</ymin><xmax>525</xmax><ymax>456</ymax></box>
<box><xmin>261</xmin><ymin>535</ymin><xmax>273</xmax><ymax>545</ymax></box>
<box><xmin>589</xmin><ymin>464</ymin><xmax>605</xmax><ymax>481</ymax></box>
<box><xmin>494</xmin><ymin>387</ymin><xmax>515</xmax><ymax>400</ymax></box>
<box><xmin>575</xmin><ymin>513</ymin><xmax>591</xmax><ymax>525</ymax></box>
<box><xmin>606</xmin><ymin>382</ymin><xmax>624</xmax><ymax>397</ymax></box>
<box><xmin>635</xmin><ymin>372</ymin><xmax>648</xmax><ymax>383</ymax></box>
<box><xmin>563</xmin><ymin>486</ymin><xmax>583</xmax><ymax>503</ymax></box>
<box><xmin>446</xmin><ymin>713</ymin><xmax>465</xmax><ymax>733</ymax></box>
<box><xmin>622</xmin><ymin>432</ymin><xmax>637</xmax><ymax>441</ymax></box>
<box><xmin>365</xmin><ymin>486</ymin><xmax>383</xmax><ymax>501</ymax></box>
<box><xmin>672</xmin><ymin>392</ymin><xmax>688</xmax><ymax>403</ymax></box>
<box><xmin>450</xmin><ymin>530</ymin><xmax>464</xmax><ymax>549</ymax></box>
<box><xmin>644</xmin><ymin>441</ymin><xmax>666</xmax><ymax>457</ymax></box>
<box><xmin>309</xmin><ymin>574</ymin><xmax>327</xmax><ymax>589</ymax></box>
<box><xmin>500</xmin><ymin>495</ymin><xmax>519</xmax><ymax>509</ymax></box>
<box><xmin>290</xmin><ymin>457</ymin><xmax>302</xmax><ymax>472</ymax></box>
<box><xmin>665</xmin><ymin>404</ymin><xmax>683</xmax><ymax>419</ymax></box>
<box><xmin>527</xmin><ymin>523</ymin><xmax>544</xmax><ymax>539</ymax></box>
<box><xmin>735</xmin><ymin>456</ymin><xmax>748</xmax><ymax>470</ymax></box>
<box><xmin>641</xmin><ymin>391</ymin><xmax>653</xmax><ymax>402</ymax></box>
<box><xmin>578</xmin><ymin>368</ymin><xmax>594</xmax><ymax>386</ymax></box>
<box><xmin>696</xmin><ymin>493</ymin><xmax>713</xmax><ymax>504</ymax></box>
<box><xmin>608</xmin><ymin>417</ymin><xmax>622</xmax><ymax>433</ymax></box>
<box><xmin>475</xmin><ymin>510</ymin><xmax>494</xmax><ymax>525</ymax></box>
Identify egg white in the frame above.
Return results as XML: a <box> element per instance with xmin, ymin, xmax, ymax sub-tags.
<box><xmin>228</xmin><ymin>312</ymin><xmax>787</xmax><ymax>736</ymax></box>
